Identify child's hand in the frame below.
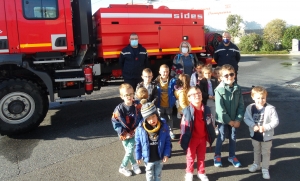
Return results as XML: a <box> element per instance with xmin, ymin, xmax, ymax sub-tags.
<box><xmin>209</xmin><ymin>96</ymin><xmax>215</xmax><ymax>100</ymax></box>
<box><xmin>137</xmin><ymin>160</ymin><xmax>141</xmax><ymax>164</ymax></box>
<box><xmin>228</xmin><ymin>121</ymin><xmax>235</xmax><ymax>127</ymax></box>
<box><xmin>233</xmin><ymin>121</ymin><xmax>240</xmax><ymax>128</ymax></box>
<box><xmin>163</xmin><ymin>156</ymin><xmax>168</xmax><ymax>163</ymax></box>
<box><xmin>259</xmin><ymin>126</ymin><xmax>264</xmax><ymax>133</ymax></box>
<box><xmin>253</xmin><ymin>125</ymin><xmax>259</xmax><ymax>132</ymax></box>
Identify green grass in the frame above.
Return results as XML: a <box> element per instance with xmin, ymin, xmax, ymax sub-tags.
<box><xmin>240</xmin><ymin>50</ymin><xmax>290</xmax><ymax>54</ymax></box>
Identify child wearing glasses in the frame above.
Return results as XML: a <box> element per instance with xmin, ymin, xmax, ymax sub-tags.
<box><xmin>180</xmin><ymin>86</ymin><xmax>215</xmax><ymax>181</ymax></box>
<box><xmin>214</xmin><ymin>64</ymin><xmax>245</xmax><ymax>168</ymax></box>
<box><xmin>136</xmin><ymin>68</ymin><xmax>157</xmax><ymax>103</ymax></box>
<box><xmin>244</xmin><ymin>86</ymin><xmax>279</xmax><ymax>179</ymax></box>
<box><xmin>111</xmin><ymin>83</ymin><xmax>143</xmax><ymax>177</ymax></box>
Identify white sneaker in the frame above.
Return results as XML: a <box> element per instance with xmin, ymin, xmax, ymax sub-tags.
<box><xmin>262</xmin><ymin>169</ymin><xmax>270</xmax><ymax>179</ymax></box>
<box><xmin>132</xmin><ymin>163</ymin><xmax>141</xmax><ymax>174</ymax></box>
<box><xmin>185</xmin><ymin>173</ymin><xmax>193</xmax><ymax>181</ymax></box>
<box><xmin>248</xmin><ymin>163</ymin><xmax>260</xmax><ymax>172</ymax></box>
<box><xmin>119</xmin><ymin>167</ymin><xmax>132</xmax><ymax>177</ymax></box>
<box><xmin>177</xmin><ymin>112</ymin><xmax>182</xmax><ymax>119</ymax></box>
<box><xmin>197</xmin><ymin>173</ymin><xmax>209</xmax><ymax>181</ymax></box>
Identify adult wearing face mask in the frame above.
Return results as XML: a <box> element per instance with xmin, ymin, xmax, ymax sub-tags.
<box><xmin>214</xmin><ymin>32</ymin><xmax>240</xmax><ymax>82</ymax></box>
<box><xmin>170</xmin><ymin>41</ymin><xmax>196</xmax><ymax>78</ymax></box>
<box><xmin>119</xmin><ymin>33</ymin><xmax>148</xmax><ymax>90</ymax></box>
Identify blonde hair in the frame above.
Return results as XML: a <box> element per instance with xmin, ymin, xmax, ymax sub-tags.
<box><xmin>179</xmin><ymin>41</ymin><xmax>192</xmax><ymax>53</ymax></box>
<box><xmin>202</xmin><ymin>64</ymin><xmax>213</xmax><ymax>73</ymax></box>
<box><xmin>251</xmin><ymin>86</ymin><xmax>268</xmax><ymax>97</ymax></box>
<box><xmin>136</xmin><ymin>87</ymin><xmax>149</xmax><ymax>100</ymax></box>
<box><xmin>220</xmin><ymin>64</ymin><xmax>235</xmax><ymax>75</ymax></box>
<box><xmin>142</xmin><ymin>68</ymin><xmax>152</xmax><ymax>74</ymax></box>
<box><xmin>119</xmin><ymin>83</ymin><xmax>133</xmax><ymax>95</ymax></box>
<box><xmin>160</xmin><ymin>64</ymin><xmax>169</xmax><ymax>69</ymax></box>
<box><xmin>177</xmin><ymin>74</ymin><xmax>190</xmax><ymax>90</ymax></box>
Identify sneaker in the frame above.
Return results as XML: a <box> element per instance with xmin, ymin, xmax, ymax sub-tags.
<box><xmin>197</xmin><ymin>173</ymin><xmax>209</xmax><ymax>181</ymax></box>
<box><xmin>228</xmin><ymin>156</ymin><xmax>242</xmax><ymax>168</ymax></box>
<box><xmin>248</xmin><ymin>163</ymin><xmax>260</xmax><ymax>172</ymax></box>
<box><xmin>184</xmin><ymin>173</ymin><xmax>193</xmax><ymax>181</ymax></box>
<box><xmin>119</xmin><ymin>167</ymin><xmax>132</xmax><ymax>177</ymax></box>
<box><xmin>132</xmin><ymin>163</ymin><xmax>141</xmax><ymax>174</ymax></box>
<box><xmin>214</xmin><ymin>155</ymin><xmax>222</xmax><ymax>167</ymax></box>
<box><xmin>177</xmin><ymin>112</ymin><xmax>182</xmax><ymax>119</ymax></box>
<box><xmin>262</xmin><ymin>169</ymin><xmax>270</xmax><ymax>179</ymax></box>
<box><xmin>170</xmin><ymin>131</ymin><xmax>175</xmax><ymax>140</ymax></box>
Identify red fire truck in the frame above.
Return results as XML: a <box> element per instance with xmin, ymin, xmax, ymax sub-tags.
<box><xmin>0</xmin><ymin>0</ymin><xmax>221</xmax><ymax>135</ymax></box>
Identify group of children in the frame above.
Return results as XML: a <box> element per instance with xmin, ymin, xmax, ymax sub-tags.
<box><xmin>111</xmin><ymin>63</ymin><xmax>279</xmax><ymax>181</ymax></box>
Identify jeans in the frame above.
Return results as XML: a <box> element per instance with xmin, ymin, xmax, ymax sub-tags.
<box><xmin>215</xmin><ymin>122</ymin><xmax>237</xmax><ymax>157</ymax></box>
<box><xmin>145</xmin><ymin>160</ymin><xmax>163</xmax><ymax>181</ymax></box>
<box><xmin>157</xmin><ymin>107</ymin><xmax>173</xmax><ymax>131</ymax></box>
<box><xmin>252</xmin><ymin>139</ymin><xmax>272</xmax><ymax>169</ymax></box>
<box><xmin>121</xmin><ymin>137</ymin><xmax>136</xmax><ymax>168</ymax></box>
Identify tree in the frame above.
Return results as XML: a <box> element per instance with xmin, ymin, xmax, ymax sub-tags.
<box><xmin>282</xmin><ymin>26</ymin><xmax>300</xmax><ymax>49</ymax></box>
<box><xmin>263</xmin><ymin>19</ymin><xmax>286</xmax><ymax>45</ymax></box>
<box><xmin>239</xmin><ymin>33</ymin><xmax>262</xmax><ymax>52</ymax></box>
<box><xmin>226</xmin><ymin>14</ymin><xmax>243</xmax><ymax>41</ymax></box>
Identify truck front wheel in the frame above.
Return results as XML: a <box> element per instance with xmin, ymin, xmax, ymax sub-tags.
<box><xmin>0</xmin><ymin>79</ymin><xmax>49</xmax><ymax>135</ymax></box>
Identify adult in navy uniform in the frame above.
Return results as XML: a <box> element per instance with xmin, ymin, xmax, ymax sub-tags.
<box><xmin>119</xmin><ymin>33</ymin><xmax>148</xmax><ymax>90</ymax></box>
<box><xmin>214</xmin><ymin>32</ymin><xmax>240</xmax><ymax>82</ymax></box>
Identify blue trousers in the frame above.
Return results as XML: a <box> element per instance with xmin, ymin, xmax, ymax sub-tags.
<box><xmin>214</xmin><ymin>122</ymin><xmax>237</xmax><ymax>157</ymax></box>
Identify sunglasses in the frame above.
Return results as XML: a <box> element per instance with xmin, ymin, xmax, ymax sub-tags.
<box><xmin>223</xmin><ymin>73</ymin><xmax>235</xmax><ymax>78</ymax></box>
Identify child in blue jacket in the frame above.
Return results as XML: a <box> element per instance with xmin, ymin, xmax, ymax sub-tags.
<box><xmin>135</xmin><ymin>99</ymin><xmax>172</xmax><ymax>181</ymax></box>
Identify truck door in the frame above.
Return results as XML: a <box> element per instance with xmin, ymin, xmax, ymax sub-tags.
<box><xmin>159</xmin><ymin>26</ymin><xmax>182</xmax><ymax>54</ymax></box>
<box><xmin>15</xmin><ymin>0</ymin><xmax>68</xmax><ymax>53</ymax></box>
<box><xmin>0</xmin><ymin>0</ymin><xmax>9</xmax><ymax>53</ymax></box>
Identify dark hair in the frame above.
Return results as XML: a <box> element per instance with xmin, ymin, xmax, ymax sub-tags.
<box><xmin>195</xmin><ymin>61</ymin><xmax>204</xmax><ymax>68</ymax></box>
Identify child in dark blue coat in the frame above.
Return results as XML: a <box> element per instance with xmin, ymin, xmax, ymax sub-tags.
<box><xmin>135</xmin><ymin>99</ymin><xmax>172</xmax><ymax>181</ymax></box>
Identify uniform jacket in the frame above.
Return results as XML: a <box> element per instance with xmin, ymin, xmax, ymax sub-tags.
<box><xmin>111</xmin><ymin>102</ymin><xmax>143</xmax><ymax>138</ymax></box>
<box><xmin>214</xmin><ymin>81</ymin><xmax>244</xmax><ymax>124</ymax></box>
<box><xmin>135</xmin><ymin>118</ymin><xmax>172</xmax><ymax>163</ymax></box>
<box><xmin>119</xmin><ymin>44</ymin><xmax>148</xmax><ymax>79</ymax></box>
<box><xmin>244</xmin><ymin>103</ymin><xmax>279</xmax><ymax>141</ymax></box>
<box><xmin>214</xmin><ymin>43</ymin><xmax>240</xmax><ymax>71</ymax></box>
<box><xmin>179</xmin><ymin>104</ymin><xmax>216</xmax><ymax>151</ymax></box>
<box><xmin>154</xmin><ymin>75</ymin><xmax>177</xmax><ymax>108</ymax></box>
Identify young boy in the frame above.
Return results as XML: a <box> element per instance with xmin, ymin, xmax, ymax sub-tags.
<box><xmin>214</xmin><ymin>64</ymin><xmax>245</xmax><ymax>168</ymax></box>
<box><xmin>154</xmin><ymin>64</ymin><xmax>177</xmax><ymax>139</ymax></box>
<box><xmin>136</xmin><ymin>68</ymin><xmax>157</xmax><ymax>103</ymax></box>
<box><xmin>180</xmin><ymin>86</ymin><xmax>215</xmax><ymax>181</ymax></box>
<box><xmin>111</xmin><ymin>83</ymin><xmax>143</xmax><ymax>177</ymax></box>
<box><xmin>135</xmin><ymin>99</ymin><xmax>172</xmax><ymax>181</ymax></box>
<box><xmin>244</xmin><ymin>86</ymin><xmax>279</xmax><ymax>179</ymax></box>
<box><xmin>190</xmin><ymin>62</ymin><xmax>204</xmax><ymax>87</ymax></box>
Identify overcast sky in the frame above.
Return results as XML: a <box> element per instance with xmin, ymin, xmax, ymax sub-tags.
<box><xmin>91</xmin><ymin>0</ymin><xmax>299</xmax><ymax>30</ymax></box>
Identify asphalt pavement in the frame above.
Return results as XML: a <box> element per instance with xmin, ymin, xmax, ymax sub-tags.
<box><xmin>1</xmin><ymin>55</ymin><xmax>300</xmax><ymax>181</ymax></box>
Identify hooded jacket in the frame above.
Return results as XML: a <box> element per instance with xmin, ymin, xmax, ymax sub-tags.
<box><xmin>135</xmin><ymin>118</ymin><xmax>172</xmax><ymax>163</ymax></box>
<box><xmin>244</xmin><ymin>103</ymin><xmax>279</xmax><ymax>141</ymax></box>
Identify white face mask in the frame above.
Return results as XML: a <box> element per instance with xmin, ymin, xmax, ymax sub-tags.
<box><xmin>181</xmin><ymin>47</ymin><xmax>188</xmax><ymax>53</ymax></box>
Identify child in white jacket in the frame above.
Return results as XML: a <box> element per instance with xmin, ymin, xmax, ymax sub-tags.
<box><xmin>244</xmin><ymin>86</ymin><xmax>279</xmax><ymax>180</ymax></box>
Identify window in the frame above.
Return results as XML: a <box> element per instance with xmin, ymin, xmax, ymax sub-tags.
<box><xmin>23</xmin><ymin>0</ymin><xmax>58</xmax><ymax>19</ymax></box>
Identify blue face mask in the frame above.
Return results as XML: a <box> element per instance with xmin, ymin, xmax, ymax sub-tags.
<box><xmin>130</xmin><ymin>40</ymin><xmax>138</xmax><ymax>47</ymax></box>
<box><xmin>223</xmin><ymin>38</ymin><xmax>230</xmax><ymax>44</ymax></box>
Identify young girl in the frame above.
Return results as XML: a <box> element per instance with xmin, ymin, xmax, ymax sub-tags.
<box><xmin>135</xmin><ymin>99</ymin><xmax>172</xmax><ymax>181</ymax></box>
<box><xmin>175</xmin><ymin>74</ymin><xmax>190</xmax><ymax>119</ymax></box>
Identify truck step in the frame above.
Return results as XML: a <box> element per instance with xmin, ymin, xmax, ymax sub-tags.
<box><xmin>55</xmin><ymin>69</ymin><xmax>82</xmax><ymax>73</ymax></box>
<box><xmin>33</xmin><ymin>60</ymin><xmax>65</xmax><ymax>64</ymax></box>
<box><xmin>54</xmin><ymin>77</ymin><xmax>85</xmax><ymax>82</ymax></box>
<box><xmin>55</xmin><ymin>97</ymin><xmax>86</xmax><ymax>102</ymax></box>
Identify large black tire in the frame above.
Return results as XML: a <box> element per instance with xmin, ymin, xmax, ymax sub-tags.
<box><xmin>0</xmin><ymin>79</ymin><xmax>49</xmax><ymax>135</ymax></box>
